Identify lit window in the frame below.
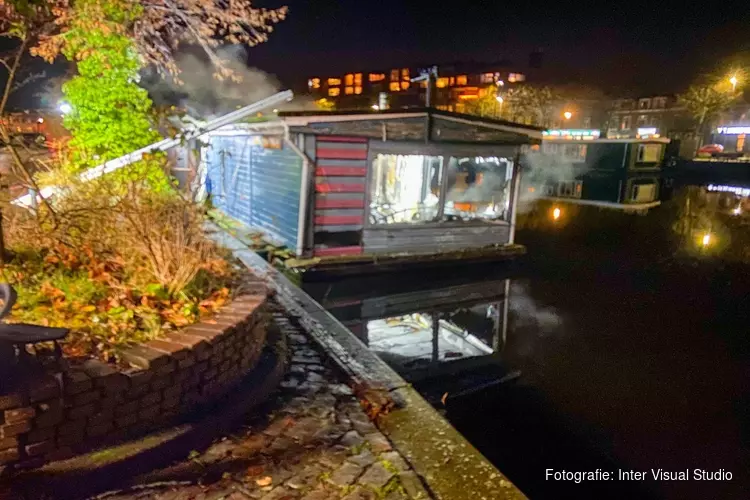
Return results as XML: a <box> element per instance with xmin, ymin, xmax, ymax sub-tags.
<box><xmin>328</xmin><ymin>78</ymin><xmax>341</xmax><ymax>86</ymax></box>
<box><xmin>480</xmin><ymin>73</ymin><xmax>494</xmax><ymax>83</ymax></box>
<box><xmin>370</xmin><ymin>154</ymin><xmax>443</xmax><ymax>225</ymax></box>
<box><xmin>420</xmin><ymin>80</ymin><xmax>428</xmax><ymax>88</ymax></box>
<box><xmin>390</xmin><ymin>70</ymin><xmax>399</xmax><ymax>81</ymax></box>
<box><xmin>631</xmin><ymin>183</ymin><xmax>656</xmax><ymax>202</ymax></box>
<box><xmin>637</xmin><ymin>114</ymin><xmax>648</xmax><ymax>126</ymax></box>
<box><xmin>436</xmin><ymin>78</ymin><xmax>449</xmax><ymax>88</ymax></box>
<box><xmin>355</xmin><ymin>86</ymin><xmax>362</xmax><ymax>94</ymax></box>
<box><xmin>449</xmin><ymin>77</ymin><xmax>455</xmax><ymax>86</ymax></box>
<box><xmin>638</xmin><ymin>98</ymin><xmax>651</xmax><ymax>109</ymax></box>
<box><xmin>443</xmin><ymin>156</ymin><xmax>513</xmax><ymax>220</ymax></box>
<box><xmin>620</xmin><ymin>116</ymin><xmax>632</xmax><ymax>130</ymax></box>
<box><xmin>345</xmin><ymin>86</ymin><xmax>354</xmax><ymax>95</ymax></box>
<box><xmin>456</xmin><ymin>75</ymin><xmax>467</xmax><ymax>85</ymax></box>
<box><xmin>389</xmin><ymin>82</ymin><xmax>401</xmax><ymax>92</ymax></box>
<box><xmin>636</xmin><ymin>144</ymin><xmax>662</xmax><ymax>163</ymax></box>
<box><xmin>354</xmin><ymin>73</ymin><xmax>363</xmax><ymax>84</ymax></box>
<box><xmin>369</xmin><ymin>73</ymin><xmax>385</xmax><ymax>82</ymax></box>
<box><xmin>308</xmin><ymin>78</ymin><xmax>321</xmax><ymax>89</ymax></box>
<box><xmin>328</xmin><ymin>88</ymin><xmax>340</xmax><ymax>97</ymax></box>
<box><xmin>507</xmin><ymin>73</ymin><xmax>525</xmax><ymax>83</ymax></box>
<box><xmin>401</xmin><ymin>81</ymin><xmax>410</xmax><ymax>90</ymax></box>
<box><xmin>401</xmin><ymin>69</ymin><xmax>410</xmax><ymax>80</ymax></box>
<box><xmin>345</xmin><ymin>74</ymin><xmax>354</xmax><ymax>86</ymax></box>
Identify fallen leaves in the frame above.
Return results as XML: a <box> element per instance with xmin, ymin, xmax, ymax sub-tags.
<box><xmin>255</xmin><ymin>476</ymin><xmax>273</xmax><ymax>487</ymax></box>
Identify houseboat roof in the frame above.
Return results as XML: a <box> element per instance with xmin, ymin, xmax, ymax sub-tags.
<box><xmin>275</xmin><ymin>108</ymin><xmax>544</xmax><ymax>145</ymax></box>
<box><xmin>543</xmin><ymin>137</ymin><xmax>671</xmax><ymax>144</ymax></box>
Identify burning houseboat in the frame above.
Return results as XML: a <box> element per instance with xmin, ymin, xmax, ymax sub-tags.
<box><xmin>201</xmin><ymin>109</ymin><xmax>543</xmax><ymax>274</ymax></box>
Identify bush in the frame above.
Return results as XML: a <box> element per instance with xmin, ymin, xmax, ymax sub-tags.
<box><xmin>0</xmin><ymin>172</ymin><xmax>240</xmax><ymax>363</ymax></box>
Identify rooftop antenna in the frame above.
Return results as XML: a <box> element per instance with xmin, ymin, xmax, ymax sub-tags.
<box><xmin>411</xmin><ymin>66</ymin><xmax>438</xmax><ymax>107</ymax></box>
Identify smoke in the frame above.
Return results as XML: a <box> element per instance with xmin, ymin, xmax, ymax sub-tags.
<box><xmin>142</xmin><ymin>45</ymin><xmax>317</xmax><ymax>119</ymax></box>
<box><xmin>509</xmin><ymin>282</ymin><xmax>562</xmax><ymax>332</ymax></box>
<box><xmin>516</xmin><ymin>148</ymin><xmax>585</xmax><ymax>213</ymax></box>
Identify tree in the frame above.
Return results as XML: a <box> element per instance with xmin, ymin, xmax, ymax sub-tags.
<box><xmin>53</xmin><ymin>0</ymin><xmax>165</xmax><ymax>177</ymax></box>
<box><xmin>35</xmin><ymin>0</ymin><xmax>288</xmax><ymax>80</ymax></box>
<box><xmin>677</xmin><ymin>83</ymin><xmax>738</xmax><ymax>142</ymax></box>
<box><xmin>0</xmin><ymin>0</ymin><xmax>66</xmax><ymax>260</ymax></box>
<box><xmin>503</xmin><ymin>85</ymin><xmax>558</xmax><ymax>127</ymax></box>
<box><xmin>464</xmin><ymin>90</ymin><xmax>503</xmax><ymax>119</ymax></box>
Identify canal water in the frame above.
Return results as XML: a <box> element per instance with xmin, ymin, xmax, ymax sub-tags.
<box><xmin>302</xmin><ymin>183</ymin><xmax>750</xmax><ymax>500</ymax></box>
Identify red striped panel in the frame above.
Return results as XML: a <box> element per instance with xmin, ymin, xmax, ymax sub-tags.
<box><xmin>317</xmin><ymin>136</ymin><xmax>368</xmax><ymax>143</ymax></box>
<box><xmin>314</xmin><ymin>246</ymin><xmax>364</xmax><ymax>257</ymax></box>
<box><xmin>316</xmin><ymin>148</ymin><xmax>368</xmax><ymax>160</ymax></box>
<box><xmin>315</xmin><ymin>198</ymin><xmax>365</xmax><ymax>209</ymax></box>
<box><xmin>315</xmin><ymin>215</ymin><xmax>364</xmax><ymax>225</ymax></box>
<box><xmin>315</xmin><ymin>166</ymin><xmax>367</xmax><ymax>176</ymax></box>
<box><xmin>315</xmin><ymin>183</ymin><xmax>366</xmax><ymax>193</ymax></box>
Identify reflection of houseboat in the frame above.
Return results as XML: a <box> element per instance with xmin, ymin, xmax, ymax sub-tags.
<box><xmin>305</xmin><ymin>270</ymin><xmax>512</xmax><ymax>383</ymax></box>
<box><xmin>202</xmin><ymin>109</ymin><xmax>543</xmax><ymax>271</ymax></box>
<box><xmin>524</xmin><ymin>130</ymin><xmax>669</xmax><ymax>212</ymax></box>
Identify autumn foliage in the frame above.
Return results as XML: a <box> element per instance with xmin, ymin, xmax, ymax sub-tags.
<box><xmin>0</xmin><ymin>0</ymin><xmax>287</xmax><ymax>363</ymax></box>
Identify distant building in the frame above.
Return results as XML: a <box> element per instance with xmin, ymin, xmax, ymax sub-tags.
<box><xmin>606</xmin><ymin>96</ymin><xmax>693</xmax><ymax>140</ymax></box>
<box><xmin>708</xmin><ymin>101</ymin><xmax>750</xmax><ymax>155</ymax></box>
<box><xmin>306</xmin><ymin>62</ymin><xmax>526</xmax><ymax>113</ymax></box>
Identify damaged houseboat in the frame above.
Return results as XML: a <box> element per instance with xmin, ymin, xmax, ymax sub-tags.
<box><xmin>201</xmin><ymin>109</ymin><xmax>543</xmax><ymax>274</ymax></box>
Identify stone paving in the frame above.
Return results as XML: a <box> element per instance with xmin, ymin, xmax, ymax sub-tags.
<box><xmin>95</xmin><ymin>313</ymin><xmax>432</xmax><ymax>500</ymax></box>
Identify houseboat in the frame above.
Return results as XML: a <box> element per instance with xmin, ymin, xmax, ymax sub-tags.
<box><xmin>524</xmin><ymin>129</ymin><xmax>669</xmax><ymax>213</ymax></box>
<box><xmin>201</xmin><ymin>109</ymin><xmax>543</xmax><ymax>273</ymax></box>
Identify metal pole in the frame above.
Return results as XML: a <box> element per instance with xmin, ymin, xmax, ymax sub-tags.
<box><xmin>508</xmin><ymin>151</ymin><xmax>523</xmax><ymax>244</ymax></box>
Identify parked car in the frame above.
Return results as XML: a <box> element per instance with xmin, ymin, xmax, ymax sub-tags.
<box><xmin>697</xmin><ymin>144</ymin><xmax>724</xmax><ymax>157</ymax></box>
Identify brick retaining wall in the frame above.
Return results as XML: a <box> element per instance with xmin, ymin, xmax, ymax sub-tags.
<box><xmin>0</xmin><ymin>291</ymin><xmax>269</xmax><ymax>470</ymax></box>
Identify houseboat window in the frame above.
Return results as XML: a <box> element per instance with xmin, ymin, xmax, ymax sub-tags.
<box><xmin>370</xmin><ymin>154</ymin><xmax>443</xmax><ymax>225</ymax></box>
<box><xmin>389</xmin><ymin>82</ymin><xmax>401</xmax><ymax>92</ymax></box>
<box><xmin>542</xmin><ymin>143</ymin><xmax>588</xmax><ymax>162</ymax></box>
<box><xmin>443</xmin><ymin>156</ymin><xmax>512</xmax><ymax>221</ymax></box>
<box><xmin>636</xmin><ymin>144</ymin><xmax>662</xmax><ymax>163</ymax></box>
<box><xmin>631</xmin><ymin>183</ymin><xmax>656</xmax><ymax>202</ymax></box>
<box><xmin>557</xmin><ymin>180</ymin><xmax>583</xmax><ymax>199</ymax></box>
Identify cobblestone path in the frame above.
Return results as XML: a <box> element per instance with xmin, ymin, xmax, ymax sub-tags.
<box><xmin>96</xmin><ymin>313</ymin><xmax>431</xmax><ymax>500</ymax></box>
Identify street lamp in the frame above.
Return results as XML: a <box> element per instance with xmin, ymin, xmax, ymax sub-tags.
<box><xmin>495</xmin><ymin>95</ymin><xmax>504</xmax><ymax>104</ymax></box>
<box><xmin>729</xmin><ymin>75</ymin><xmax>738</xmax><ymax>92</ymax></box>
<box><xmin>59</xmin><ymin>102</ymin><xmax>72</xmax><ymax>114</ymax></box>
<box><xmin>563</xmin><ymin>111</ymin><xmax>573</xmax><ymax>120</ymax></box>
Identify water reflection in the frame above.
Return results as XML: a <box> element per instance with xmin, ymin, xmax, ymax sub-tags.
<box><xmin>308</xmin><ymin>270</ymin><xmax>512</xmax><ymax>384</ymax></box>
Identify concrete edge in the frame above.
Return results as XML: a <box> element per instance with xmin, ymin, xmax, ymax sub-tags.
<box><xmin>2</xmin><ymin>330</ymin><xmax>288</xmax><ymax>500</ymax></box>
<box><xmin>209</xmin><ymin>223</ymin><xmax>529</xmax><ymax>500</ymax></box>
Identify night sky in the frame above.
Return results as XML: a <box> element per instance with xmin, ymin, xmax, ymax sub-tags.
<box><xmin>3</xmin><ymin>0</ymin><xmax>750</xmax><ymax>109</ymax></box>
<box><xmin>247</xmin><ymin>0</ymin><xmax>750</xmax><ymax>95</ymax></box>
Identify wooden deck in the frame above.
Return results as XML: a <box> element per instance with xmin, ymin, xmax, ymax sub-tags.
<box><xmin>293</xmin><ymin>243</ymin><xmax>526</xmax><ymax>279</ymax></box>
